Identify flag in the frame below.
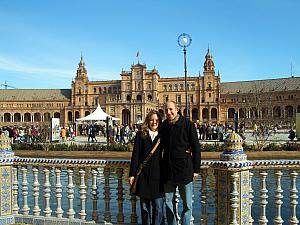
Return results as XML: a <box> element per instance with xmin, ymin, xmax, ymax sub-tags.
<box><xmin>136</xmin><ymin>51</ymin><xmax>139</xmax><ymax>58</ymax></box>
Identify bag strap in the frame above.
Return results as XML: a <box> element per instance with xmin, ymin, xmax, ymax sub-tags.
<box><xmin>135</xmin><ymin>138</ymin><xmax>160</xmax><ymax>177</ymax></box>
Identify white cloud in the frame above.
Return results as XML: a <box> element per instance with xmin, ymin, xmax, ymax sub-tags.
<box><xmin>0</xmin><ymin>56</ymin><xmax>73</xmax><ymax>78</ymax></box>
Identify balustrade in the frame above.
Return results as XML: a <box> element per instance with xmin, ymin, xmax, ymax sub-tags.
<box><xmin>0</xmin><ymin>136</ymin><xmax>299</xmax><ymax>225</ymax></box>
<box><xmin>3</xmin><ymin>158</ymin><xmax>297</xmax><ymax>225</ymax></box>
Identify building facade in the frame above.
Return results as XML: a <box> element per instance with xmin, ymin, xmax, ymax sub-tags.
<box><xmin>0</xmin><ymin>49</ymin><xmax>299</xmax><ymax>127</ymax></box>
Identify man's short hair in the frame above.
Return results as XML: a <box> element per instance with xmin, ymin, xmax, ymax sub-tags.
<box><xmin>164</xmin><ymin>100</ymin><xmax>178</xmax><ymax>109</ymax></box>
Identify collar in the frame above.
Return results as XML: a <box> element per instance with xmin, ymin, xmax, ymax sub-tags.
<box><xmin>167</xmin><ymin>114</ymin><xmax>180</xmax><ymax>125</ymax></box>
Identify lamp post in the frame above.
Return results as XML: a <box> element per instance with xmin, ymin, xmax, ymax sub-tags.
<box><xmin>177</xmin><ymin>33</ymin><xmax>192</xmax><ymax>119</ymax></box>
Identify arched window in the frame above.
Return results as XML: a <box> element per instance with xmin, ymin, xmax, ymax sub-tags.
<box><xmin>75</xmin><ymin>111</ymin><xmax>80</xmax><ymax>120</ymax></box>
<box><xmin>4</xmin><ymin>113</ymin><xmax>11</xmax><ymax>122</ymax></box>
<box><xmin>137</xmin><ymin>95</ymin><xmax>142</xmax><ymax>102</ymax></box>
<box><xmin>202</xmin><ymin>108</ymin><xmax>209</xmax><ymax>120</ymax></box>
<box><xmin>54</xmin><ymin>112</ymin><xmax>60</xmax><ymax>118</ymax></box>
<box><xmin>68</xmin><ymin>111</ymin><xmax>73</xmax><ymax>122</ymax></box>
<box><xmin>14</xmin><ymin>113</ymin><xmax>21</xmax><ymax>122</ymax></box>
<box><xmin>273</xmin><ymin>106</ymin><xmax>281</xmax><ymax>118</ymax></box>
<box><xmin>34</xmin><ymin>113</ymin><xmax>41</xmax><ymax>122</ymax></box>
<box><xmin>211</xmin><ymin>108</ymin><xmax>217</xmax><ymax>119</ymax></box>
<box><xmin>24</xmin><ymin>113</ymin><xmax>31</xmax><ymax>122</ymax></box>
<box><xmin>285</xmin><ymin>105</ymin><xmax>293</xmax><ymax>117</ymax></box>
<box><xmin>228</xmin><ymin>108</ymin><xmax>235</xmax><ymax>119</ymax></box>
<box><xmin>192</xmin><ymin>108</ymin><xmax>198</xmax><ymax>121</ymax></box>
<box><xmin>174</xmin><ymin>84</ymin><xmax>178</xmax><ymax>91</ymax></box>
<box><xmin>127</xmin><ymin>95</ymin><xmax>131</xmax><ymax>101</ymax></box>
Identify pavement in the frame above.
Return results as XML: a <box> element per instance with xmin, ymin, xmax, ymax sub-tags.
<box><xmin>14</xmin><ymin>130</ymin><xmax>300</xmax><ymax>160</ymax></box>
<box><xmin>71</xmin><ymin>129</ymin><xmax>295</xmax><ymax>145</ymax></box>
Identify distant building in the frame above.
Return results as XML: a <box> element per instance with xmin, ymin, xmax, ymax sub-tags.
<box><xmin>0</xmin><ymin>49</ymin><xmax>299</xmax><ymax>127</ymax></box>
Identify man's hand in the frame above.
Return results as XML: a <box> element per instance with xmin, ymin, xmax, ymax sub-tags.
<box><xmin>193</xmin><ymin>173</ymin><xmax>199</xmax><ymax>178</ymax></box>
<box><xmin>129</xmin><ymin>176</ymin><xmax>135</xmax><ymax>185</ymax></box>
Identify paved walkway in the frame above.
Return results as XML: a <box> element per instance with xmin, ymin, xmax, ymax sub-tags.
<box><xmin>13</xmin><ymin>130</ymin><xmax>299</xmax><ymax>160</ymax></box>
<box><xmin>72</xmin><ymin>130</ymin><xmax>294</xmax><ymax>145</ymax></box>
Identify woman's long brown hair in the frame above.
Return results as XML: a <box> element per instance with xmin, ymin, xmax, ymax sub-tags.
<box><xmin>141</xmin><ymin>110</ymin><xmax>162</xmax><ymax>138</ymax></box>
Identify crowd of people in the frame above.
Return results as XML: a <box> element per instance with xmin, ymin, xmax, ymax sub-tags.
<box><xmin>0</xmin><ymin>125</ymin><xmax>77</xmax><ymax>143</ymax></box>
<box><xmin>79</xmin><ymin>123</ymin><xmax>140</xmax><ymax>144</ymax></box>
<box><xmin>0</xmin><ymin>125</ymin><xmax>46</xmax><ymax>143</ymax></box>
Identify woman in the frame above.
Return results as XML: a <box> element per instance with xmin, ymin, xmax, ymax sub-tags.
<box><xmin>129</xmin><ymin>110</ymin><xmax>164</xmax><ymax>225</ymax></box>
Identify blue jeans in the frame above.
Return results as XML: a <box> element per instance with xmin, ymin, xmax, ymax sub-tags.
<box><xmin>164</xmin><ymin>181</ymin><xmax>193</xmax><ymax>225</ymax></box>
<box><xmin>140</xmin><ymin>197</ymin><xmax>164</xmax><ymax>225</ymax></box>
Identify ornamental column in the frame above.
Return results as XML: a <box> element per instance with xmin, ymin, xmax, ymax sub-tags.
<box><xmin>214</xmin><ymin>132</ymin><xmax>253</xmax><ymax>225</ymax></box>
<box><xmin>0</xmin><ymin>134</ymin><xmax>15</xmax><ymax>224</ymax></box>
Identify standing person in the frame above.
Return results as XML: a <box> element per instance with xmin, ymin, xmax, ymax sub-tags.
<box><xmin>60</xmin><ymin>127</ymin><xmax>66</xmax><ymax>142</ymax></box>
<box><xmin>161</xmin><ymin>101</ymin><xmax>200</xmax><ymax>225</ymax></box>
<box><xmin>129</xmin><ymin>110</ymin><xmax>164</xmax><ymax>225</ymax></box>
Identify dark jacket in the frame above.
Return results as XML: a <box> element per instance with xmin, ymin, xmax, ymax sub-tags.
<box><xmin>161</xmin><ymin>115</ymin><xmax>201</xmax><ymax>184</ymax></box>
<box><xmin>129</xmin><ymin>131</ymin><xmax>163</xmax><ymax>199</ymax></box>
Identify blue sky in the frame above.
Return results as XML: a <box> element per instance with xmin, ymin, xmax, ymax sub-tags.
<box><xmin>0</xmin><ymin>0</ymin><xmax>299</xmax><ymax>89</ymax></box>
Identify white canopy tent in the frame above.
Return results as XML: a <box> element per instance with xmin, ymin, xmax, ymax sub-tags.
<box><xmin>76</xmin><ymin>104</ymin><xmax>120</xmax><ymax>122</ymax></box>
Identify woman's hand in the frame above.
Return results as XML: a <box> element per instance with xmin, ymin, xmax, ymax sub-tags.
<box><xmin>129</xmin><ymin>176</ymin><xmax>135</xmax><ymax>185</ymax></box>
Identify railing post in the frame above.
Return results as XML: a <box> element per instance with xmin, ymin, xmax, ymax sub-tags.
<box><xmin>214</xmin><ymin>132</ymin><xmax>253</xmax><ymax>225</ymax></box>
<box><xmin>0</xmin><ymin>135</ymin><xmax>15</xmax><ymax>224</ymax></box>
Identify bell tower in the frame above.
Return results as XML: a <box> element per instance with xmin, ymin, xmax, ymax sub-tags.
<box><xmin>201</xmin><ymin>48</ymin><xmax>221</xmax><ymax>123</ymax></box>
<box><xmin>204</xmin><ymin>48</ymin><xmax>215</xmax><ymax>74</ymax></box>
<box><xmin>76</xmin><ymin>55</ymin><xmax>88</xmax><ymax>80</ymax></box>
<box><xmin>71</xmin><ymin>55</ymin><xmax>89</xmax><ymax>106</ymax></box>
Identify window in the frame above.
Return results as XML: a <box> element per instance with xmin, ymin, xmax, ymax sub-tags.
<box><xmin>164</xmin><ymin>95</ymin><xmax>169</xmax><ymax>102</ymax></box>
<box><xmin>208</xmin><ymin>82</ymin><xmax>212</xmax><ymax>89</ymax></box>
<box><xmin>137</xmin><ymin>95</ymin><xmax>142</xmax><ymax>101</ymax></box>
<box><xmin>164</xmin><ymin>85</ymin><xmax>167</xmax><ymax>91</ymax></box>
<box><xmin>180</xmin><ymin>84</ymin><xmax>184</xmax><ymax>90</ymax></box>
<box><xmin>94</xmin><ymin>88</ymin><xmax>97</xmax><ymax>93</ymax></box>
<box><xmin>148</xmin><ymin>83</ymin><xmax>151</xmax><ymax>89</ymax></box>
<box><xmin>169</xmin><ymin>84</ymin><xmax>172</xmax><ymax>91</ymax></box>
<box><xmin>177</xmin><ymin>95</ymin><xmax>181</xmax><ymax>103</ymax></box>
<box><xmin>191</xmin><ymin>83</ymin><xmax>195</xmax><ymax>90</ymax></box>
<box><xmin>190</xmin><ymin>94</ymin><xmax>194</xmax><ymax>103</ymax></box>
<box><xmin>174</xmin><ymin>84</ymin><xmax>178</xmax><ymax>91</ymax></box>
<box><xmin>209</xmin><ymin>93</ymin><xmax>211</xmax><ymax>98</ymax></box>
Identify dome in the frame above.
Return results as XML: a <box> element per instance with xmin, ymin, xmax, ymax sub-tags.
<box><xmin>223</xmin><ymin>132</ymin><xmax>243</xmax><ymax>151</ymax></box>
<box><xmin>220</xmin><ymin>132</ymin><xmax>247</xmax><ymax>161</ymax></box>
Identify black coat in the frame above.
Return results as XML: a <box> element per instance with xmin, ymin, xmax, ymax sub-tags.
<box><xmin>129</xmin><ymin>131</ymin><xmax>164</xmax><ymax>199</ymax></box>
<box><xmin>161</xmin><ymin>115</ymin><xmax>201</xmax><ymax>184</ymax></box>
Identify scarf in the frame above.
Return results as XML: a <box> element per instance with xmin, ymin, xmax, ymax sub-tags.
<box><xmin>149</xmin><ymin>130</ymin><xmax>158</xmax><ymax>142</ymax></box>
<box><xmin>168</xmin><ymin>114</ymin><xmax>180</xmax><ymax>125</ymax></box>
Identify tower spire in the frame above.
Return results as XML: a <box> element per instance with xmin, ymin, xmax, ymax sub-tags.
<box><xmin>204</xmin><ymin>48</ymin><xmax>214</xmax><ymax>72</ymax></box>
<box><xmin>76</xmin><ymin>54</ymin><xmax>87</xmax><ymax>79</ymax></box>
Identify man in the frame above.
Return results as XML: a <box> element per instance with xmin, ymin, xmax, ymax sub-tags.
<box><xmin>161</xmin><ymin>101</ymin><xmax>201</xmax><ymax>225</ymax></box>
